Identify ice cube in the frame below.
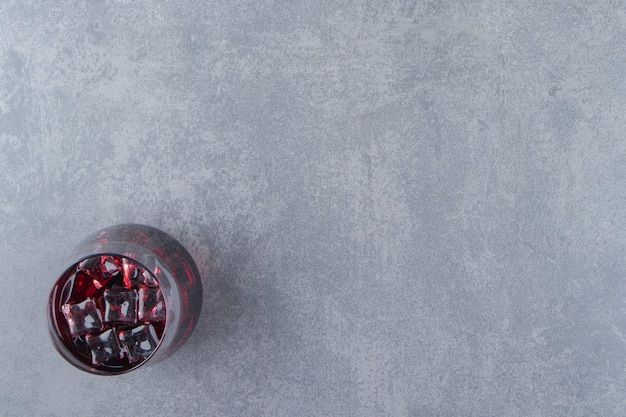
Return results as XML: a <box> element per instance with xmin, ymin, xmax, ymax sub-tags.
<box><xmin>75</xmin><ymin>257</ymin><xmax>105</xmax><ymax>294</ymax></box>
<box><xmin>61</xmin><ymin>298</ymin><xmax>104</xmax><ymax>337</ymax></box>
<box><xmin>77</xmin><ymin>256</ymin><xmax>100</xmax><ymax>273</ymax></box>
<box><xmin>138</xmin><ymin>288</ymin><xmax>166</xmax><ymax>322</ymax></box>
<box><xmin>75</xmin><ymin>255</ymin><xmax>119</xmax><ymax>290</ymax></box>
<box><xmin>138</xmin><ymin>269</ymin><xmax>158</xmax><ymax>287</ymax></box>
<box><xmin>101</xmin><ymin>255</ymin><xmax>122</xmax><ymax>279</ymax></box>
<box><xmin>59</xmin><ymin>272</ymin><xmax>76</xmax><ymax>305</ymax></box>
<box><xmin>119</xmin><ymin>324</ymin><xmax>159</xmax><ymax>363</ymax></box>
<box><xmin>86</xmin><ymin>328</ymin><xmax>123</xmax><ymax>366</ymax></box>
<box><xmin>103</xmin><ymin>288</ymin><xmax>138</xmax><ymax>324</ymax></box>
<box><xmin>122</xmin><ymin>258</ymin><xmax>140</xmax><ymax>289</ymax></box>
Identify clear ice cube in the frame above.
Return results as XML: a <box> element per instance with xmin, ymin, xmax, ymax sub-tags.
<box><xmin>119</xmin><ymin>324</ymin><xmax>159</xmax><ymax>363</ymax></box>
<box><xmin>138</xmin><ymin>288</ymin><xmax>166</xmax><ymax>322</ymax></box>
<box><xmin>86</xmin><ymin>328</ymin><xmax>123</xmax><ymax>366</ymax></box>
<box><xmin>59</xmin><ymin>272</ymin><xmax>76</xmax><ymax>305</ymax></box>
<box><xmin>103</xmin><ymin>288</ymin><xmax>138</xmax><ymax>324</ymax></box>
<box><xmin>121</xmin><ymin>258</ymin><xmax>158</xmax><ymax>288</ymax></box>
<box><xmin>122</xmin><ymin>257</ymin><xmax>139</xmax><ymax>289</ymax></box>
<box><xmin>76</xmin><ymin>257</ymin><xmax>106</xmax><ymax>293</ymax></box>
<box><xmin>61</xmin><ymin>298</ymin><xmax>104</xmax><ymax>337</ymax></box>
<box><xmin>77</xmin><ymin>256</ymin><xmax>100</xmax><ymax>273</ymax></box>
<box><xmin>139</xmin><ymin>269</ymin><xmax>158</xmax><ymax>287</ymax></box>
<box><xmin>101</xmin><ymin>255</ymin><xmax>122</xmax><ymax>279</ymax></box>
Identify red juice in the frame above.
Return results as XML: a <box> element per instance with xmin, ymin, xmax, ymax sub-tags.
<box><xmin>49</xmin><ymin>255</ymin><xmax>166</xmax><ymax>373</ymax></box>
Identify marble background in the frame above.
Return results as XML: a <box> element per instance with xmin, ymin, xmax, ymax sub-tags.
<box><xmin>1</xmin><ymin>1</ymin><xmax>626</xmax><ymax>416</ymax></box>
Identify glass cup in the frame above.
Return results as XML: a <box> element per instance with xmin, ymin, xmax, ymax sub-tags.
<box><xmin>46</xmin><ymin>224</ymin><xmax>203</xmax><ymax>375</ymax></box>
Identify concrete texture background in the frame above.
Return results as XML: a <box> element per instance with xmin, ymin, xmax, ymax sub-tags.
<box><xmin>1</xmin><ymin>1</ymin><xmax>625</xmax><ymax>416</ymax></box>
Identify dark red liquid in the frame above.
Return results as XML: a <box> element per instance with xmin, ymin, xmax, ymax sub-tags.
<box><xmin>50</xmin><ymin>255</ymin><xmax>166</xmax><ymax>373</ymax></box>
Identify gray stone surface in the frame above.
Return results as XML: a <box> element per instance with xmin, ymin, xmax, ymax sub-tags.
<box><xmin>1</xmin><ymin>1</ymin><xmax>626</xmax><ymax>416</ymax></box>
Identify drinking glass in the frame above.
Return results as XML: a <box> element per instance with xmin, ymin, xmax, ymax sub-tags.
<box><xmin>46</xmin><ymin>224</ymin><xmax>203</xmax><ymax>375</ymax></box>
